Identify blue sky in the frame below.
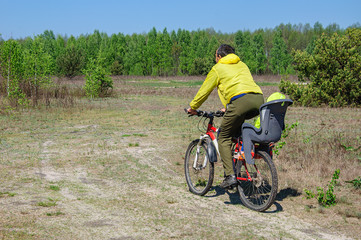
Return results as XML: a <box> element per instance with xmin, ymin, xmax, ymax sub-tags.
<box><xmin>1</xmin><ymin>0</ymin><xmax>360</xmax><ymax>40</ymax></box>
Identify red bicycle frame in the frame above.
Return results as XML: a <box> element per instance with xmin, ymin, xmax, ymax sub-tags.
<box><xmin>204</xmin><ymin>114</ymin><xmax>259</xmax><ymax>183</ymax></box>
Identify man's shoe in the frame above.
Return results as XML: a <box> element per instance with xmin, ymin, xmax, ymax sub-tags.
<box><xmin>220</xmin><ymin>174</ymin><xmax>237</xmax><ymax>189</ymax></box>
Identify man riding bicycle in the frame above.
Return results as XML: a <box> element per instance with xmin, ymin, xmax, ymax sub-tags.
<box><xmin>186</xmin><ymin>44</ymin><xmax>264</xmax><ymax>189</ymax></box>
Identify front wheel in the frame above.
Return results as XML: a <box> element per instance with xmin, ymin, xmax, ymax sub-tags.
<box><xmin>184</xmin><ymin>139</ymin><xmax>214</xmax><ymax>196</ymax></box>
<box><xmin>237</xmin><ymin>150</ymin><xmax>278</xmax><ymax>212</ymax></box>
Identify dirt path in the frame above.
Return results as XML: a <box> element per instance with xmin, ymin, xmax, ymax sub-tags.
<box><xmin>27</xmin><ymin>132</ymin><xmax>353</xmax><ymax>240</ymax></box>
<box><xmin>0</xmin><ymin>121</ymin><xmax>356</xmax><ymax>240</ymax></box>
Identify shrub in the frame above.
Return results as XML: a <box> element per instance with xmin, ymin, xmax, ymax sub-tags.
<box><xmin>110</xmin><ymin>60</ymin><xmax>124</xmax><ymax>75</ymax></box>
<box><xmin>280</xmin><ymin>28</ymin><xmax>361</xmax><ymax>107</ymax></box>
<box><xmin>346</xmin><ymin>177</ymin><xmax>361</xmax><ymax>190</ymax></box>
<box><xmin>83</xmin><ymin>58</ymin><xmax>113</xmax><ymax>98</ymax></box>
<box><xmin>304</xmin><ymin>169</ymin><xmax>340</xmax><ymax>207</ymax></box>
<box><xmin>56</xmin><ymin>45</ymin><xmax>85</xmax><ymax>78</ymax></box>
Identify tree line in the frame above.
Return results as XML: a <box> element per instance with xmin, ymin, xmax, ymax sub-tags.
<box><xmin>1</xmin><ymin>22</ymin><xmax>358</xmax><ymax>78</ymax></box>
<box><xmin>0</xmin><ymin>22</ymin><xmax>360</xmax><ymax>106</ymax></box>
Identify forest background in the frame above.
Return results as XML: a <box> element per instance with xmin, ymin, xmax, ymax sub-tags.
<box><xmin>1</xmin><ymin>22</ymin><xmax>353</xmax><ymax>77</ymax></box>
<box><xmin>0</xmin><ymin>21</ymin><xmax>360</xmax><ymax>107</ymax></box>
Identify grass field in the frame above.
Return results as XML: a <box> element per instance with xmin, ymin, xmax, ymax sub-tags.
<box><xmin>0</xmin><ymin>76</ymin><xmax>360</xmax><ymax>239</ymax></box>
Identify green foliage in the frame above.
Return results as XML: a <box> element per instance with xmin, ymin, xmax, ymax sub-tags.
<box><xmin>0</xmin><ymin>191</ymin><xmax>16</xmax><ymax>197</ymax></box>
<box><xmin>253</xmin><ymin>33</ymin><xmax>267</xmax><ymax>74</ymax></box>
<box><xmin>196</xmin><ymin>178</ymin><xmax>207</xmax><ymax>187</ymax></box>
<box><xmin>235</xmin><ymin>31</ymin><xmax>267</xmax><ymax>74</ymax></box>
<box><xmin>23</xmin><ymin>37</ymin><xmax>53</xmax><ymax>103</ymax></box>
<box><xmin>83</xmin><ymin>58</ymin><xmax>113</xmax><ymax>98</ymax></box>
<box><xmin>123</xmin><ymin>34</ymin><xmax>146</xmax><ymax>76</ymax></box>
<box><xmin>37</xmin><ymin>198</ymin><xmax>57</xmax><ymax>207</ymax></box>
<box><xmin>274</xmin><ymin>122</ymin><xmax>298</xmax><ymax>155</ymax></box>
<box><xmin>340</xmin><ymin>135</ymin><xmax>361</xmax><ymax>152</ymax></box>
<box><xmin>0</xmin><ymin>23</ymin><xmax>354</xmax><ymax>80</ymax></box>
<box><xmin>49</xmin><ymin>185</ymin><xmax>60</xmax><ymax>191</ymax></box>
<box><xmin>304</xmin><ymin>189</ymin><xmax>315</xmax><ymax>199</ymax></box>
<box><xmin>46</xmin><ymin>211</ymin><xmax>64</xmax><ymax>216</ymax></box>
<box><xmin>110</xmin><ymin>60</ymin><xmax>124</xmax><ymax>75</ymax></box>
<box><xmin>235</xmin><ymin>31</ymin><xmax>256</xmax><ymax>72</ymax></box>
<box><xmin>190</xmin><ymin>57</ymin><xmax>209</xmax><ymax>75</ymax></box>
<box><xmin>56</xmin><ymin>44</ymin><xmax>85</xmax><ymax>78</ymax></box>
<box><xmin>128</xmin><ymin>143</ymin><xmax>140</xmax><ymax>147</ymax></box>
<box><xmin>39</xmin><ymin>30</ymin><xmax>58</xmax><ymax>74</ymax></box>
<box><xmin>0</xmin><ymin>36</ymin><xmax>58</xmax><ymax>107</ymax></box>
<box><xmin>280</xmin><ymin>28</ymin><xmax>361</xmax><ymax>106</ymax></box>
<box><xmin>0</xmin><ymin>40</ymin><xmax>25</xmax><ymax>104</ymax></box>
<box><xmin>270</xmin><ymin>29</ymin><xmax>293</xmax><ymax>75</ymax></box>
<box><xmin>143</xmin><ymin>27</ymin><xmax>175</xmax><ymax>76</ymax></box>
<box><xmin>346</xmin><ymin>177</ymin><xmax>361</xmax><ymax>189</ymax></box>
<box><xmin>304</xmin><ymin>169</ymin><xmax>340</xmax><ymax>207</ymax></box>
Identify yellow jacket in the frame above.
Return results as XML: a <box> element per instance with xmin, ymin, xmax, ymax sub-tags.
<box><xmin>190</xmin><ymin>54</ymin><xmax>263</xmax><ymax>109</ymax></box>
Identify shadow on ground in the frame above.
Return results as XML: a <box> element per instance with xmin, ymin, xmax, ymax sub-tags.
<box><xmin>204</xmin><ymin>186</ymin><xmax>301</xmax><ymax>213</ymax></box>
<box><xmin>276</xmin><ymin>187</ymin><xmax>301</xmax><ymax>201</ymax></box>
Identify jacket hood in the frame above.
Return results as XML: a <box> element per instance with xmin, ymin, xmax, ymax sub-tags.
<box><xmin>218</xmin><ymin>53</ymin><xmax>240</xmax><ymax>64</ymax></box>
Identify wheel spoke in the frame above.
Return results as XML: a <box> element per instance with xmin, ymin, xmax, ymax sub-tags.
<box><xmin>237</xmin><ymin>150</ymin><xmax>278</xmax><ymax>211</ymax></box>
<box><xmin>185</xmin><ymin>140</ymin><xmax>214</xmax><ymax>196</ymax></box>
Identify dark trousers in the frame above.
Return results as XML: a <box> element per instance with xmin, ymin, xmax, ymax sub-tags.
<box><xmin>218</xmin><ymin>93</ymin><xmax>264</xmax><ymax>176</ymax></box>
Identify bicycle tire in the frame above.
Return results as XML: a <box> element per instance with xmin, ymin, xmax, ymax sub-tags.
<box><xmin>237</xmin><ymin>150</ymin><xmax>278</xmax><ymax>212</ymax></box>
<box><xmin>184</xmin><ymin>139</ymin><xmax>214</xmax><ymax>196</ymax></box>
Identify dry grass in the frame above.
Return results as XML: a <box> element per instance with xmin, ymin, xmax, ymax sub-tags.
<box><xmin>0</xmin><ymin>75</ymin><xmax>360</xmax><ymax>239</ymax></box>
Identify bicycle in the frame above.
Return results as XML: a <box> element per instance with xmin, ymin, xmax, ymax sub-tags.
<box><xmin>184</xmin><ymin>99</ymin><xmax>293</xmax><ymax>212</ymax></box>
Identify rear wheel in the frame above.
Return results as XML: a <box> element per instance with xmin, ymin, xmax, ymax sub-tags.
<box><xmin>184</xmin><ymin>139</ymin><xmax>214</xmax><ymax>196</ymax></box>
<box><xmin>237</xmin><ymin>150</ymin><xmax>278</xmax><ymax>212</ymax></box>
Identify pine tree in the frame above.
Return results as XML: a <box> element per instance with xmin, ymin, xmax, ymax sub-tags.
<box><xmin>145</xmin><ymin>27</ymin><xmax>158</xmax><ymax>75</ymax></box>
<box><xmin>158</xmin><ymin>28</ymin><xmax>173</xmax><ymax>76</ymax></box>
<box><xmin>124</xmin><ymin>34</ymin><xmax>146</xmax><ymax>75</ymax></box>
<box><xmin>39</xmin><ymin>30</ymin><xmax>57</xmax><ymax>75</ymax></box>
<box><xmin>109</xmin><ymin>33</ymin><xmax>126</xmax><ymax>75</ymax></box>
<box><xmin>253</xmin><ymin>33</ymin><xmax>267</xmax><ymax>74</ymax></box>
<box><xmin>83</xmin><ymin>58</ymin><xmax>113</xmax><ymax>98</ymax></box>
<box><xmin>170</xmin><ymin>30</ymin><xmax>181</xmax><ymax>75</ymax></box>
<box><xmin>270</xmin><ymin>29</ymin><xmax>292</xmax><ymax>74</ymax></box>
<box><xmin>56</xmin><ymin>44</ymin><xmax>85</xmax><ymax>78</ymax></box>
<box><xmin>235</xmin><ymin>31</ymin><xmax>257</xmax><ymax>73</ymax></box>
<box><xmin>178</xmin><ymin>29</ymin><xmax>191</xmax><ymax>75</ymax></box>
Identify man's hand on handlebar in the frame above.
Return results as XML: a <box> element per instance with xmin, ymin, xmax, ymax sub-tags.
<box><xmin>186</xmin><ymin>108</ymin><xmax>198</xmax><ymax>115</ymax></box>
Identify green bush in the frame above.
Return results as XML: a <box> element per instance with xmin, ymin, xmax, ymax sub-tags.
<box><xmin>346</xmin><ymin>177</ymin><xmax>361</xmax><ymax>190</ymax></box>
<box><xmin>280</xmin><ymin>28</ymin><xmax>361</xmax><ymax>107</ymax></box>
<box><xmin>56</xmin><ymin>45</ymin><xmax>85</xmax><ymax>78</ymax></box>
<box><xmin>110</xmin><ymin>60</ymin><xmax>124</xmax><ymax>75</ymax></box>
<box><xmin>304</xmin><ymin>169</ymin><xmax>340</xmax><ymax>207</ymax></box>
<box><xmin>83</xmin><ymin>58</ymin><xmax>113</xmax><ymax>98</ymax></box>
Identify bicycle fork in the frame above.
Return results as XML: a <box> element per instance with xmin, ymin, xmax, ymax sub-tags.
<box><xmin>193</xmin><ymin>135</ymin><xmax>219</xmax><ymax>170</ymax></box>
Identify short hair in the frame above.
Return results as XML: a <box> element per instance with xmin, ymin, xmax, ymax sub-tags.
<box><xmin>217</xmin><ymin>44</ymin><xmax>235</xmax><ymax>57</ymax></box>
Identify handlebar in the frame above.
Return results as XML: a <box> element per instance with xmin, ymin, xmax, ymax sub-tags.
<box><xmin>184</xmin><ymin>108</ymin><xmax>224</xmax><ymax>118</ymax></box>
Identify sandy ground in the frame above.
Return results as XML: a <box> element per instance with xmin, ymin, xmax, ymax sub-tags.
<box><xmin>0</xmin><ymin>122</ymin><xmax>355</xmax><ymax>240</ymax></box>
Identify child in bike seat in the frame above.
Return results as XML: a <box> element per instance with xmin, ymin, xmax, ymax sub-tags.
<box><xmin>253</xmin><ymin>92</ymin><xmax>286</xmax><ymax>129</ymax></box>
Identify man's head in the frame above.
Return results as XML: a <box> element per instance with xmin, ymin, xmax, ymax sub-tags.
<box><xmin>216</xmin><ymin>44</ymin><xmax>235</xmax><ymax>63</ymax></box>
<box><xmin>216</xmin><ymin>44</ymin><xmax>235</xmax><ymax>57</ymax></box>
